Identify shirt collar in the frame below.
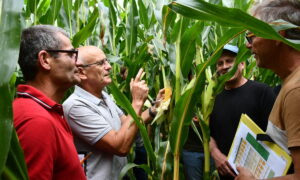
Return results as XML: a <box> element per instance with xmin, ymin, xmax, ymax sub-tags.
<box><xmin>16</xmin><ymin>84</ymin><xmax>63</xmax><ymax>114</ymax></box>
<box><xmin>283</xmin><ymin>65</ymin><xmax>300</xmax><ymax>84</ymax></box>
<box><xmin>74</xmin><ymin>85</ymin><xmax>106</xmax><ymax>106</ymax></box>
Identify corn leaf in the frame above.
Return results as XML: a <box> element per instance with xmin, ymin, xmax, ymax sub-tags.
<box><xmin>39</xmin><ymin>0</ymin><xmax>63</xmax><ymax>24</ymax></box>
<box><xmin>125</xmin><ymin>0</ymin><xmax>138</xmax><ymax>57</ymax></box>
<box><xmin>1</xmin><ymin>130</ymin><xmax>29</xmax><ymax>179</ymax></box>
<box><xmin>119</xmin><ymin>163</ymin><xmax>151</xmax><ymax>180</ymax></box>
<box><xmin>0</xmin><ymin>1</ymin><xmax>22</xmax><ymax>170</ymax></box>
<box><xmin>63</xmin><ymin>0</ymin><xmax>73</xmax><ymax>35</ymax></box>
<box><xmin>36</xmin><ymin>0</ymin><xmax>51</xmax><ymax>18</ymax></box>
<box><xmin>162</xmin><ymin>6</ymin><xmax>176</xmax><ymax>44</ymax></box>
<box><xmin>108</xmin><ymin>81</ymin><xmax>156</xmax><ymax>167</ymax></box>
<box><xmin>27</xmin><ymin>0</ymin><xmax>40</xmax><ymax>15</ymax></box>
<box><xmin>63</xmin><ymin>0</ymin><xmax>72</xmax><ymax>20</ymax></box>
<box><xmin>180</xmin><ymin>22</ymin><xmax>203</xmax><ymax>78</ymax></box>
<box><xmin>72</xmin><ymin>7</ymin><xmax>99</xmax><ymax>47</ymax></box>
<box><xmin>74</xmin><ymin>0</ymin><xmax>83</xmax><ymax>12</ymax></box>
<box><xmin>168</xmin><ymin>0</ymin><xmax>300</xmax><ymax>50</ymax></box>
<box><xmin>138</xmin><ymin>0</ymin><xmax>149</xmax><ymax>29</ymax></box>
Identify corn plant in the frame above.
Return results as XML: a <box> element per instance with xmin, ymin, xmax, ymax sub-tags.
<box><xmin>0</xmin><ymin>0</ymin><xmax>29</xmax><ymax>179</ymax></box>
<box><xmin>2</xmin><ymin>0</ymin><xmax>300</xmax><ymax>179</ymax></box>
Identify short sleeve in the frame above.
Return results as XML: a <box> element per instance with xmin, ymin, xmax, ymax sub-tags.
<box><xmin>104</xmin><ymin>92</ymin><xmax>124</xmax><ymax>117</ymax></box>
<box><xmin>67</xmin><ymin>104</ymin><xmax>112</xmax><ymax>145</ymax></box>
<box><xmin>283</xmin><ymin>88</ymin><xmax>300</xmax><ymax>148</ymax></box>
<box><xmin>115</xmin><ymin>105</ymin><xmax>124</xmax><ymax>117</ymax></box>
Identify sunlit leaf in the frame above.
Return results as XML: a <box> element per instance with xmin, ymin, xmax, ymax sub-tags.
<box><xmin>125</xmin><ymin>0</ymin><xmax>138</xmax><ymax>57</ymax></box>
<box><xmin>39</xmin><ymin>0</ymin><xmax>63</xmax><ymax>24</ymax></box>
<box><xmin>27</xmin><ymin>0</ymin><xmax>40</xmax><ymax>15</ymax></box>
<box><xmin>180</xmin><ymin>22</ymin><xmax>203</xmax><ymax>78</ymax></box>
<box><xmin>74</xmin><ymin>0</ymin><xmax>83</xmax><ymax>12</ymax></box>
<box><xmin>119</xmin><ymin>163</ymin><xmax>151</xmax><ymax>180</ymax></box>
<box><xmin>72</xmin><ymin>7</ymin><xmax>99</xmax><ymax>47</ymax></box>
<box><xmin>1</xmin><ymin>130</ymin><xmax>29</xmax><ymax>179</ymax></box>
<box><xmin>108</xmin><ymin>81</ymin><xmax>156</xmax><ymax>167</ymax></box>
<box><xmin>168</xmin><ymin>0</ymin><xmax>300</xmax><ymax>50</ymax></box>
<box><xmin>0</xmin><ymin>0</ymin><xmax>26</xmax><ymax>176</ymax></box>
<box><xmin>36</xmin><ymin>0</ymin><xmax>51</xmax><ymax>18</ymax></box>
<box><xmin>63</xmin><ymin>0</ymin><xmax>73</xmax><ymax>35</ymax></box>
<box><xmin>138</xmin><ymin>0</ymin><xmax>149</xmax><ymax>29</ymax></box>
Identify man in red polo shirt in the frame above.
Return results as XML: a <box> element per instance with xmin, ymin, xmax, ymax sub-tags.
<box><xmin>13</xmin><ymin>25</ymin><xmax>86</xmax><ymax>180</ymax></box>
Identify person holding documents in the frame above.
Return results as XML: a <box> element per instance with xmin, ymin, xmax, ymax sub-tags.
<box><xmin>209</xmin><ymin>44</ymin><xmax>276</xmax><ymax>180</ymax></box>
<box><xmin>236</xmin><ymin>0</ymin><xmax>300</xmax><ymax>179</ymax></box>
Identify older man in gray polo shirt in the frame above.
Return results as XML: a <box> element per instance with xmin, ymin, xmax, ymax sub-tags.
<box><xmin>63</xmin><ymin>46</ymin><xmax>163</xmax><ymax>180</ymax></box>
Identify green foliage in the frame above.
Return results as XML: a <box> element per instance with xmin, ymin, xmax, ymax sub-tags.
<box><xmin>168</xmin><ymin>0</ymin><xmax>300</xmax><ymax>50</ymax></box>
<box><xmin>72</xmin><ymin>7</ymin><xmax>99</xmax><ymax>47</ymax></box>
<box><xmin>0</xmin><ymin>0</ymin><xmax>28</xmax><ymax>178</ymax></box>
<box><xmin>39</xmin><ymin>0</ymin><xmax>63</xmax><ymax>24</ymax></box>
<box><xmin>1</xmin><ymin>0</ymin><xmax>285</xmax><ymax>179</ymax></box>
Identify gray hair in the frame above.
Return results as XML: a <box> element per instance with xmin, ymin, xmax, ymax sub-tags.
<box><xmin>251</xmin><ymin>0</ymin><xmax>300</xmax><ymax>25</ymax></box>
<box><xmin>18</xmin><ymin>25</ymin><xmax>69</xmax><ymax>81</ymax></box>
<box><xmin>251</xmin><ymin>0</ymin><xmax>300</xmax><ymax>40</ymax></box>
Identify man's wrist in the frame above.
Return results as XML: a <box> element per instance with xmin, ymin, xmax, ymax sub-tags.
<box><xmin>211</xmin><ymin>147</ymin><xmax>220</xmax><ymax>157</ymax></box>
<box><xmin>132</xmin><ymin>101</ymin><xmax>144</xmax><ymax>108</ymax></box>
<box><xmin>132</xmin><ymin>101</ymin><xmax>144</xmax><ymax>114</ymax></box>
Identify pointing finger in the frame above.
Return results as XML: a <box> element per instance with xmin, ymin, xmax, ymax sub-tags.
<box><xmin>134</xmin><ymin>68</ymin><xmax>144</xmax><ymax>82</ymax></box>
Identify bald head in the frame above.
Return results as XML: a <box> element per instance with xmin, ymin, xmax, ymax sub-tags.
<box><xmin>78</xmin><ymin>46</ymin><xmax>106</xmax><ymax>65</ymax></box>
<box><xmin>76</xmin><ymin>46</ymin><xmax>112</xmax><ymax>95</ymax></box>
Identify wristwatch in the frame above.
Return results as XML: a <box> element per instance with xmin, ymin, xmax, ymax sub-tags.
<box><xmin>148</xmin><ymin>106</ymin><xmax>157</xmax><ymax>118</ymax></box>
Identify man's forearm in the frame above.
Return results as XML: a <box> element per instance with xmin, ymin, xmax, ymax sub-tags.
<box><xmin>209</xmin><ymin>137</ymin><xmax>219</xmax><ymax>155</ymax></box>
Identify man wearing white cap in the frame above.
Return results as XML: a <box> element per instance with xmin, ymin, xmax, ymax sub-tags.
<box><xmin>209</xmin><ymin>44</ymin><xmax>276</xmax><ymax>180</ymax></box>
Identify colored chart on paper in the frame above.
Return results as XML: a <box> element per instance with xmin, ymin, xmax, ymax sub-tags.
<box><xmin>227</xmin><ymin>114</ymin><xmax>292</xmax><ymax>179</ymax></box>
<box><xmin>234</xmin><ymin>135</ymin><xmax>275</xmax><ymax>178</ymax></box>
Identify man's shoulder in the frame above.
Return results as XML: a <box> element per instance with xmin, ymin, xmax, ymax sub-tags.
<box><xmin>245</xmin><ymin>80</ymin><xmax>276</xmax><ymax>99</ymax></box>
<box><xmin>63</xmin><ymin>93</ymin><xmax>80</xmax><ymax>105</ymax></box>
<box><xmin>63</xmin><ymin>91</ymin><xmax>94</xmax><ymax>106</ymax></box>
<box><xmin>13</xmin><ymin>97</ymin><xmax>50</xmax><ymax>117</ymax></box>
<box><xmin>13</xmin><ymin>96</ymin><xmax>38</xmax><ymax>107</ymax></box>
<box><xmin>247</xmin><ymin>80</ymin><xmax>270</xmax><ymax>88</ymax></box>
<box><xmin>63</xmin><ymin>86</ymin><xmax>103</xmax><ymax>109</ymax></box>
<box><xmin>245</xmin><ymin>80</ymin><xmax>273</xmax><ymax>93</ymax></box>
<box><xmin>13</xmin><ymin>99</ymin><xmax>57</xmax><ymax>130</ymax></box>
<box><xmin>282</xmin><ymin>68</ymin><xmax>300</xmax><ymax>94</ymax></box>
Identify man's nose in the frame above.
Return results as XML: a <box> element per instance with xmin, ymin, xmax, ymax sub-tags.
<box><xmin>105</xmin><ymin>62</ymin><xmax>112</xmax><ymax>70</ymax></box>
<box><xmin>75</xmin><ymin>61</ymin><xmax>83</xmax><ymax>67</ymax></box>
<box><xmin>246</xmin><ymin>42</ymin><xmax>252</xmax><ymax>49</ymax></box>
<box><xmin>221</xmin><ymin>63</ymin><xmax>231</xmax><ymax>69</ymax></box>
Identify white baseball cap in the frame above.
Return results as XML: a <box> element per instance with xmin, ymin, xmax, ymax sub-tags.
<box><xmin>223</xmin><ymin>44</ymin><xmax>239</xmax><ymax>54</ymax></box>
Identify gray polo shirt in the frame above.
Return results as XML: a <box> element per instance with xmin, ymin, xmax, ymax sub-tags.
<box><xmin>63</xmin><ymin>86</ymin><xmax>127</xmax><ymax>180</ymax></box>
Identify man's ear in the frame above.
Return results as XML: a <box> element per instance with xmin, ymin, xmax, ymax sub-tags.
<box><xmin>38</xmin><ymin>50</ymin><xmax>51</xmax><ymax>70</ymax></box>
<box><xmin>78</xmin><ymin>67</ymin><xmax>88</xmax><ymax>80</ymax></box>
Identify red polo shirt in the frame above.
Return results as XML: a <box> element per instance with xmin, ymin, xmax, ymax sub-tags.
<box><xmin>13</xmin><ymin>85</ymin><xmax>86</xmax><ymax>180</ymax></box>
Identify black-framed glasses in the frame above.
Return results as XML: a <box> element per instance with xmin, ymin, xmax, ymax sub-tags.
<box><xmin>245</xmin><ymin>32</ymin><xmax>256</xmax><ymax>44</ymax></box>
<box><xmin>45</xmin><ymin>49</ymin><xmax>78</xmax><ymax>62</ymax></box>
<box><xmin>78</xmin><ymin>58</ymin><xmax>109</xmax><ymax>68</ymax></box>
<box><xmin>246</xmin><ymin>27</ymin><xmax>300</xmax><ymax>44</ymax></box>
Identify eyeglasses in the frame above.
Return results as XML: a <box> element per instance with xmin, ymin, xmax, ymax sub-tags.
<box><xmin>245</xmin><ymin>32</ymin><xmax>256</xmax><ymax>44</ymax></box>
<box><xmin>245</xmin><ymin>27</ymin><xmax>300</xmax><ymax>44</ymax></box>
<box><xmin>78</xmin><ymin>58</ymin><xmax>109</xmax><ymax>68</ymax></box>
<box><xmin>45</xmin><ymin>49</ymin><xmax>78</xmax><ymax>62</ymax></box>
